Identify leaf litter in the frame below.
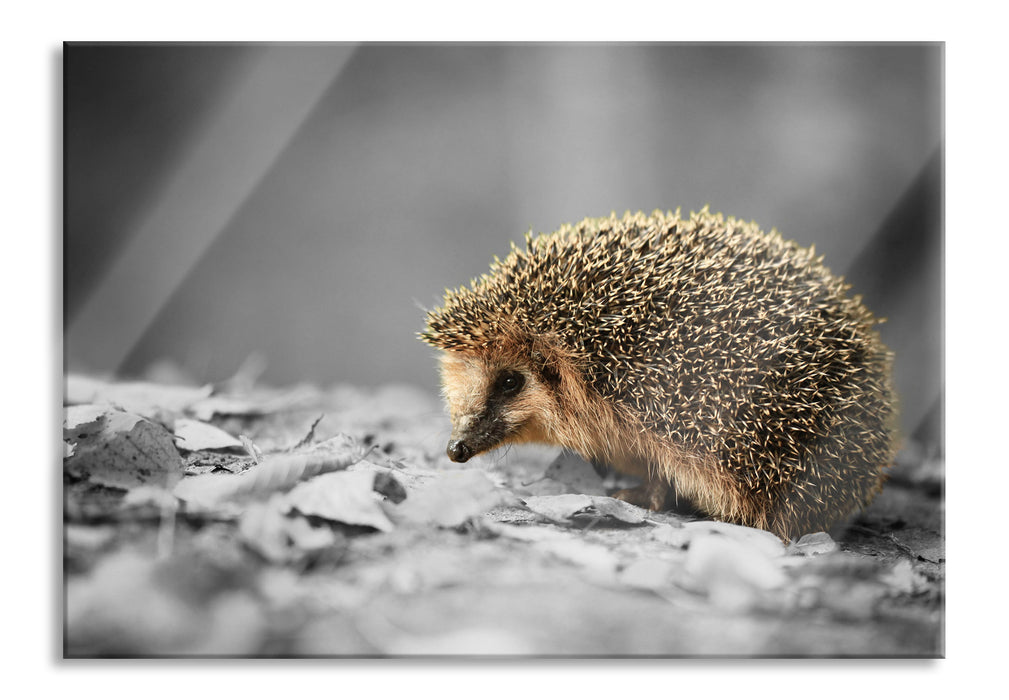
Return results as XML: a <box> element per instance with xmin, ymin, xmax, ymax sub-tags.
<box><xmin>64</xmin><ymin>407</ymin><xmax>185</xmax><ymax>491</ymax></box>
<box><xmin>63</xmin><ymin>371</ymin><xmax>945</xmax><ymax>657</ymax></box>
<box><xmin>173</xmin><ymin>418</ymin><xmax>245</xmax><ymax>452</ymax></box>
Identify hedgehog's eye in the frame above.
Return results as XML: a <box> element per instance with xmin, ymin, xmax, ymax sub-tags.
<box><xmin>497</xmin><ymin>370</ymin><xmax>525</xmax><ymax>397</ymax></box>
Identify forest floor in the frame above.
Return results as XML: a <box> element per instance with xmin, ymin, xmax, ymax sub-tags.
<box><xmin>62</xmin><ymin>369</ymin><xmax>944</xmax><ymax>657</ymax></box>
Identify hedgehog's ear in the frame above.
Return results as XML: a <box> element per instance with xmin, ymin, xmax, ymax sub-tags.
<box><xmin>530</xmin><ymin>350</ymin><xmax>561</xmax><ymax>386</ymax></box>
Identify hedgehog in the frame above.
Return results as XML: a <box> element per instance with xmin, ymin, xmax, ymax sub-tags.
<box><xmin>419</xmin><ymin>208</ymin><xmax>899</xmax><ymax>540</ymax></box>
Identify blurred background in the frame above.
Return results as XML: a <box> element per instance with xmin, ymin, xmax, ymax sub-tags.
<box><xmin>64</xmin><ymin>43</ymin><xmax>942</xmax><ymax>449</ymax></box>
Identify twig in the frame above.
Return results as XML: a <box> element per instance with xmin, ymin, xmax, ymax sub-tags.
<box><xmin>292</xmin><ymin>413</ymin><xmax>326</xmax><ymax>450</ymax></box>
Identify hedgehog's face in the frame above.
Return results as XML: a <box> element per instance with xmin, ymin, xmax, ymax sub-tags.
<box><xmin>438</xmin><ymin>351</ymin><xmax>560</xmax><ymax>462</ymax></box>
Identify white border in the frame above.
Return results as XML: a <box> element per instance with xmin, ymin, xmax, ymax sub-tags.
<box><xmin>7</xmin><ymin>1</ymin><xmax>1005</xmax><ymax>694</ymax></box>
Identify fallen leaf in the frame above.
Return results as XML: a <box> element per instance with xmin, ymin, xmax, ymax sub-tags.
<box><xmin>391</xmin><ymin>469</ymin><xmax>512</xmax><ymax>527</ymax></box>
<box><xmin>67</xmin><ymin>375</ymin><xmax>213</xmax><ymax>416</ymax></box>
<box><xmin>284</xmin><ymin>513</ymin><xmax>342</xmax><ymax>551</ymax></box>
<box><xmin>479</xmin><ymin>521</ymin><xmax>622</xmax><ymax>579</ymax></box>
<box><xmin>284</xmin><ymin>469</ymin><xmax>394</xmax><ymax>532</ymax></box>
<box><xmin>537</xmin><ymin>537</ymin><xmax>620</xmax><ymax>575</ymax></box>
<box><xmin>173</xmin><ymin>418</ymin><xmax>244</xmax><ymax>451</ymax></box>
<box><xmin>541</xmin><ymin>451</ymin><xmax>607</xmax><ymax>496</ymax></box>
<box><xmin>888</xmin><ymin>527</ymin><xmax>944</xmax><ymax>564</ymax></box>
<box><xmin>239</xmin><ymin>435</ymin><xmax>263</xmax><ymax>462</ymax></box>
<box><xmin>787</xmin><ymin>531</ymin><xmax>839</xmax><ymax>556</ymax></box>
<box><xmin>522</xmin><ymin>494</ymin><xmax>649</xmax><ymax>526</ymax></box>
<box><xmin>684</xmin><ymin>520</ymin><xmax>786</xmax><ymax>557</ymax></box>
<box><xmin>173</xmin><ymin>434</ymin><xmax>364</xmax><ymax>510</ymax></box>
<box><xmin>588</xmin><ymin>497</ymin><xmax>649</xmax><ymax>524</ymax></box>
<box><xmin>650</xmin><ymin>523</ymin><xmax>691</xmax><ymax>548</ymax></box>
<box><xmin>192</xmin><ymin>384</ymin><xmax>321</xmax><ymax>421</ymax></box>
<box><xmin>685</xmin><ymin>533</ymin><xmax>788</xmax><ymax>612</ymax></box>
<box><xmin>64</xmin><ymin>408</ymin><xmax>185</xmax><ymax>490</ymax></box>
<box><xmin>239</xmin><ymin>498</ymin><xmax>295</xmax><ymax>562</ymax></box>
<box><xmin>64</xmin><ymin>404</ymin><xmax>110</xmax><ymax>438</ymax></box>
<box><xmin>522</xmin><ymin>494</ymin><xmax>593</xmax><ymax>522</ymax></box>
<box><xmin>238</xmin><ymin>495</ymin><xmax>342</xmax><ymax>563</ymax></box>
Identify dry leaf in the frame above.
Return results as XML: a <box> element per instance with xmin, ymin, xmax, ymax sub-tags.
<box><xmin>173</xmin><ymin>418</ymin><xmax>244</xmax><ymax>451</ymax></box>
<box><xmin>787</xmin><ymin>531</ymin><xmax>839</xmax><ymax>556</ymax></box>
<box><xmin>684</xmin><ymin>520</ymin><xmax>786</xmax><ymax>557</ymax></box>
<box><xmin>238</xmin><ymin>495</ymin><xmax>341</xmax><ymax>563</ymax></box>
<box><xmin>239</xmin><ymin>435</ymin><xmax>263</xmax><ymax>462</ymax></box>
<box><xmin>64</xmin><ymin>408</ymin><xmax>184</xmax><ymax>490</ymax></box>
<box><xmin>650</xmin><ymin>523</ymin><xmax>691</xmax><ymax>548</ymax></box>
<box><xmin>66</xmin><ymin>375</ymin><xmax>213</xmax><ymax>416</ymax></box>
<box><xmin>284</xmin><ymin>469</ymin><xmax>394</xmax><ymax>532</ymax></box>
<box><xmin>173</xmin><ymin>434</ymin><xmax>364</xmax><ymax>509</ymax></box>
<box><xmin>587</xmin><ymin>496</ymin><xmax>649</xmax><ymax>524</ymax></box>
<box><xmin>685</xmin><ymin>533</ymin><xmax>788</xmax><ymax>611</ymax></box>
<box><xmin>484</xmin><ymin>522</ymin><xmax>620</xmax><ymax>578</ymax></box>
<box><xmin>64</xmin><ymin>404</ymin><xmax>110</xmax><ymax>437</ymax></box>
<box><xmin>541</xmin><ymin>451</ymin><xmax>607</xmax><ymax>496</ymax></box>
<box><xmin>391</xmin><ymin>469</ymin><xmax>511</xmax><ymax>527</ymax></box>
<box><xmin>239</xmin><ymin>498</ymin><xmax>296</xmax><ymax>562</ymax></box>
<box><xmin>285</xmin><ymin>515</ymin><xmax>341</xmax><ymax>551</ymax></box>
<box><xmin>537</xmin><ymin>537</ymin><xmax>620</xmax><ymax>575</ymax></box>
<box><xmin>192</xmin><ymin>384</ymin><xmax>321</xmax><ymax>421</ymax></box>
<box><xmin>522</xmin><ymin>494</ymin><xmax>649</xmax><ymax>526</ymax></box>
<box><xmin>522</xmin><ymin>494</ymin><xmax>593</xmax><ymax>522</ymax></box>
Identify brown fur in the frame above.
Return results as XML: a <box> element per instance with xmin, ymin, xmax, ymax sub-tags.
<box><xmin>422</xmin><ymin>209</ymin><xmax>898</xmax><ymax>541</ymax></box>
<box><xmin>438</xmin><ymin>328</ymin><xmax>755</xmax><ymax>533</ymax></box>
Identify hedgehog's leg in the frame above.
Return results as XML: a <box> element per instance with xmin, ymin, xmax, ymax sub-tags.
<box><xmin>588</xmin><ymin>457</ymin><xmax>612</xmax><ymax>479</ymax></box>
<box><xmin>611</xmin><ymin>478</ymin><xmax>670</xmax><ymax>512</ymax></box>
<box><xmin>603</xmin><ymin>454</ymin><xmax>672</xmax><ymax>510</ymax></box>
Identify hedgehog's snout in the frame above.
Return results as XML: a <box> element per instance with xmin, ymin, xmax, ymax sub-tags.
<box><xmin>446</xmin><ymin>410</ymin><xmax>505</xmax><ymax>462</ymax></box>
<box><xmin>446</xmin><ymin>439</ymin><xmax>473</xmax><ymax>463</ymax></box>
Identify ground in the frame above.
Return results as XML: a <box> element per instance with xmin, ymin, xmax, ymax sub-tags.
<box><xmin>62</xmin><ymin>372</ymin><xmax>944</xmax><ymax>657</ymax></box>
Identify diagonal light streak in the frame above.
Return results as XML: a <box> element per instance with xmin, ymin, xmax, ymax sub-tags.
<box><xmin>67</xmin><ymin>43</ymin><xmax>358</xmax><ymax>376</ymax></box>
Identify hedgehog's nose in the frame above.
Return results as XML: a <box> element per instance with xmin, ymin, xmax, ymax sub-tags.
<box><xmin>446</xmin><ymin>439</ymin><xmax>472</xmax><ymax>463</ymax></box>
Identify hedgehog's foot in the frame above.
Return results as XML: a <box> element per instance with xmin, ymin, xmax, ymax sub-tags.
<box><xmin>612</xmin><ymin>479</ymin><xmax>670</xmax><ymax>512</ymax></box>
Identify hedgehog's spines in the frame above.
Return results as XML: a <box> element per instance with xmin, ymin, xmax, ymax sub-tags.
<box><xmin>422</xmin><ymin>209</ymin><xmax>897</xmax><ymax>539</ymax></box>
